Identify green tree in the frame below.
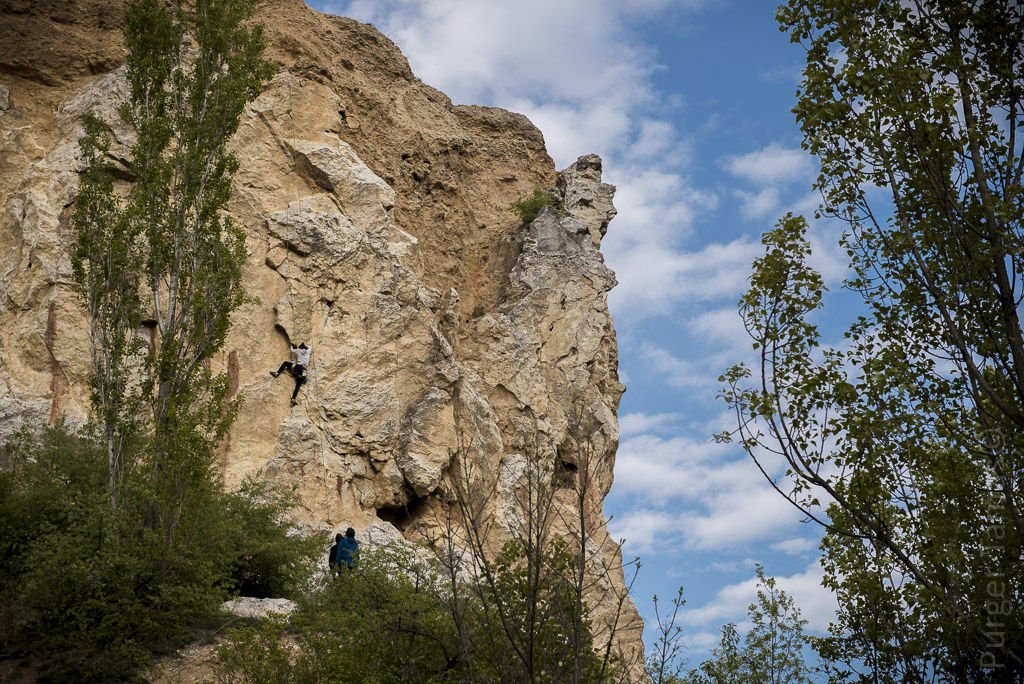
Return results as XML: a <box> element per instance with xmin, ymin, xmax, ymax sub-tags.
<box><xmin>686</xmin><ymin>623</ymin><xmax>744</xmax><ymax>684</ymax></box>
<box><xmin>441</xmin><ymin>425</ymin><xmax>628</xmax><ymax>683</ymax></box>
<box><xmin>719</xmin><ymin>1</ymin><xmax>1024</xmax><ymax>680</ymax></box>
<box><xmin>215</xmin><ymin>537</ymin><xmax>614</xmax><ymax>684</ymax></box>
<box><xmin>684</xmin><ymin>567</ymin><xmax>810</xmax><ymax>684</ymax></box>
<box><xmin>73</xmin><ymin>116</ymin><xmax>146</xmax><ymax>508</ymax></box>
<box><xmin>744</xmin><ymin>565</ymin><xmax>812</xmax><ymax>684</ymax></box>
<box><xmin>645</xmin><ymin>587</ymin><xmax>687</xmax><ymax>684</ymax></box>
<box><xmin>0</xmin><ymin>424</ymin><xmax>315</xmax><ymax>682</ymax></box>
<box><xmin>121</xmin><ymin>0</ymin><xmax>273</xmax><ymax>541</ymax></box>
<box><xmin>72</xmin><ymin>0</ymin><xmax>273</xmax><ymax>544</ymax></box>
<box><xmin>217</xmin><ymin>546</ymin><xmax>462</xmax><ymax>684</ymax></box>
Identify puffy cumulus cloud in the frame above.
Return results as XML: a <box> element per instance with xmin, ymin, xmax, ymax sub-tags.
<box><xmin>508</xmin><ymin>99</ymin><xmax>633</xmax><ymax>171</ymax></box>
<box><xmin>774</xmin><ymin>561</ymin><xmax>835</xmax><ymax>631</ymax></box>
<box><xmin>725</xmin><ymin>143</ymin><xmax>814</xmax><ymax>187</ymax></box>
<box><xmin>688</xmin><ymin>306</ymin><xmax>748</xmax><ymax>350</ymax></box>
<box><xmin>613</xmin><ymin>432</ymin><xmax>720</xmax><ymax>500</ymax></box>
<box><xmin>606</xmin><ymin>235</ymin><xmax>759</xmax><ymax>318</ymax></box>
<box><xmin>735</xmin><ymin>186</ymin><xmax>781</xmax><ymax>221</ymax></box>
<box><xmin>639</xmin><ymin>343</ymin><xmax>709</xmax><ymax>391</ymax></box>
<box><xmin>770</xmin><ymin>536</ymin><xmax>818</xmax><ymax>556</ymax></box>
<box><xmin>682</xmin><ymin>560</ymin><xmax>835</xmax><ymax>633</ymax></box>
<box><xmin>613</xmin><ymin>428</ymin><xmax>804</xmax><ymax>551</ymax></box>
<box><xmin>725</xmin><ymin>143</ymin><xmax>817</xmax><ymax>227</ymax></box>
<box><xmin>626</xmin><ymin>119</ymin><xmax>695</xmax><ymax>166</ymax></box>
<box><xmin>609</xmin><ymin>509</ymin><xmax>681</xmax><ymax>554</ymax></box>
<box><xmin>335</xmin><ymin>0</ymin><xmax>699</xmax><ymax>165</ymax></box>
<box><xmin>682</xmin><ymin>486</ymin><xmax>803</xmax><ymax>550</ymax></box>
<box><xmin>686</xmin><ymin>629</ymin><xmax>725</xmax><ymax>653</ymax></box>
<box><xmin>682</xmin><ymin>571</ymin><xmax>760</xmax><ymax>627</ymax></box>
<box><xmin>344</xmin><ymin>0</ymin><xmax>651</xmax><ymax>111</ymax></box>
<box><xmin>636</xmin><ymin>332</ymin><xmax>750</xmax><ymax>396</ymax></box>
<box><xmin>619</xmin><ymin>411</ymin><xmax>683</xmax><ymax>437</ymax></box>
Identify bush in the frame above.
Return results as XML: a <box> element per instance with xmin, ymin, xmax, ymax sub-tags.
<box><xmin>0</xmin><ymin>423</ymin><xmax>316</xmax><ymax>682</ymax></box>
<box><xmin>216</xmin><ymin>540</ymin><xmax>617</xmax><ymax>684</ymax></box>
<box><xmin>217</xmin><ymin>545</ymin><xmax>459</xmax><ymax>683</ymax></box>
<box><xmin>511</xmin><ymin>188</ymin><xmax>560</xmax><ymax>224</ymax></box>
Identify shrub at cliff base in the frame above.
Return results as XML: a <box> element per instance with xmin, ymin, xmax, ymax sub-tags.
<box><xmin>0</xmin><ymin>423</ymin><xmax>317</xmax><ymax>683</ymax></box>
<box><xmin>215</xmin><ymin>542</ymin><xmax>614</xmax><ymax>684</ymax></box>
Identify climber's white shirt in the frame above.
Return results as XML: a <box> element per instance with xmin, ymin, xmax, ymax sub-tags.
<box><xmin>292</xmin><ymin>346</ymin><xmax>311</xmax><ymax>365</ymax></box>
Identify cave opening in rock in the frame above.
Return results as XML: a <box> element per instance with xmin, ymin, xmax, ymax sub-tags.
<box><xmin>376</xmin><ymin>492</ymin><xmax>428</xmax><ymax>532</ymax></box>
<box><xmin>555</xmin><ymin>459</ymin><xmax>579</xmax><ymax>489</ymax></box>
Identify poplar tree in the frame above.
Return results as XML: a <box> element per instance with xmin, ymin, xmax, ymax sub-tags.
<box><xmin>719</xmin><ymin>1</ymin><xmax>1023</xmax><ymax>681</ymax></box>
<box><xmin>73</xmin><ymin>116</ymin><xmax>145</xmax><ymax>508</ymax></box>
<box><xmin>684</xmin><ymin>568</ymin><xmax>810</xmax><ymax>684</ymax></box>
<box><xmin>73</xmin><ymin>0</ymin><xmax>273</xmax><ymax>542</ymax></box>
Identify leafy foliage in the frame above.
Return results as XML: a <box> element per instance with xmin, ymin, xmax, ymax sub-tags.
<box><xmin>720</xmin><ymin>0</ymin><xmax>1024</xmax><ymax>680</ymax></box>
<box><xmin>0</xmin><ymin>424</ymin><xmax>315</xmax><ymax>682</ymax></box>
<box><xmin>216</xmin><ymin>539</ymin><xmax>614</xmax><ymax>684</ymax></box>
<box><xmin>218</xmin><ymin>546</ymin><xmax>458</xmax><ymax>683</ymax></box>
<box><xmin>683</xmin><ymin>567</ymin><xmax>812</xmax><ymax>684</ymax></box>
<box><xmin>72</xmin><ymin>0</ymin><xmax>274</xmax><ymax>541</ymax></box>
<box><xmin>511</xmin><ymin>188</ymin><xmax>561</xmax><ymax>224</ymax></box>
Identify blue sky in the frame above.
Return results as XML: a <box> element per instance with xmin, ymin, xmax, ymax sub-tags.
<box><xmin>308</xmin><ymin>0</ymin><xmax>847</xmax><ymax>664</ymax></box>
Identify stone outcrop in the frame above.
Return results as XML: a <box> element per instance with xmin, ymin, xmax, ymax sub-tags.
<box><xmin>0</xmin><ymin>0</ymin><xmax>642</xmax><ymax>675</ymax></box>
<box><xmin>222</xmin><ymin>597</ymin><xmax>298</xmax><ymax>620</ymax></box>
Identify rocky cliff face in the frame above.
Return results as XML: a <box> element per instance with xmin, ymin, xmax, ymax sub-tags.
<box><xmin>0</xmin><ymin>0</ymin><xmax>642</xmax><ymax>673</ymax></box>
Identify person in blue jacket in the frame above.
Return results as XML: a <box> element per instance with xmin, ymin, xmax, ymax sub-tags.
<box><xmin>329</xmin><ymin>527</ymin><xmax>359</xmax><ymax>574</ymax></box>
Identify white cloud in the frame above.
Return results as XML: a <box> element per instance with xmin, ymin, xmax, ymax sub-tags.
<box><xmin>682</xmin><ymin>484</ymin><xmax>805</xmax><ymax>550</ymax></box>
<box><xmin>686</xmin><ymin>629</ymin><xmax>725</xmax><ymax>653</ymax></box>
<box><xmin>346</xmin><ymin>0</ymin><xmax>633</xmax><ymax>103</ymax></box>
<box><xmin>776</xmin><ymin>561</ymin><xmax>836</xmax><ymax>632</ymax></box>
<box><xmin>790</xmin><ymin>189</ymin><xmax>822</xmax><ymax>217</ymax></box>
<box><xmin>770</xmin><ymin>537</ymin><xmax>818</xmax><ymax>556</ymax></box>
<box><xmin>688</xmin><ymin>306</ymin><xmax>746</xmax><ymax>349</ymax></box>
<box><xmin>725</xmin><ymin>143</ymin><xmax>813</xmax><ymax>187</ymax></box>
<box><xmin>606</xmin><ymin>236</ymin><xmax>760</xmax><ymax>318</ymax></box>
<box><xmin>620</xmin><ymin>412</ymin><xmax>683</xmax><ymax>437</ymax></box>
<box><xmin>338</xmin><ymin>0</ymin><xmax>694</xmax><ymax>168</ymax></box>
<box><xmin>682</xmin><ymin>560</ymin><xmax>835</xmax><ymax>633</ymax></box>
<box><xmin>514</xmin><ymin>99</ymin><xmax>634</xmax><ymax>170</ymax></box>
<box><xmin>635</xmin><ymin>328</ymin><xmax>751</xmax><ymax>397</ymax></box>
<box><xmin>613</xmin><ymin>428</ymin><xmax>805</xmax><ymax>551</ymax></box>
<box><xmin>610</xmin><ymin>509</ymin><xmax>681</xmax><ymax>554</ymax></box>
<box><xmin>640</xmin><ymin>343</ymin><xmax>709</xmax><ymax>391</ymax></box>
<box><xmin>613</xmin><ymin>432</ymin><xmax>719</xmax><ymax>501</ymax></box>
<box><xmin>682</xmin><ymin>571</ymin><xmax>759</xmax><ymax>627</ymax></box>
<box><xmin>626</xmin><ymin>119</ymin><xmax>694</xmax><ymax>166</ymax></box>
<box><xmin>735</xmin><ymin>186</ymin><xmax>781</xmax><ymax>221</ymax></box>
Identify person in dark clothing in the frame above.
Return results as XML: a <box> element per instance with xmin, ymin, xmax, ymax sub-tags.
<box><xmin>335</xmin><ymin>527</ymin><xmax>359</xmax><ymax>571</ymax></box>
<box><xmin>270</xmin><ymin>342</ymin><xmax>311</xmax><ymax>406</ymax></box>
<box><xmin>328</xmin><ymin>533</ymin><xmax>342</xmax><ymax>575</ymax></box>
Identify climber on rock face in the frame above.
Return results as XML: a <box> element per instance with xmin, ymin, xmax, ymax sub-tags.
<box><xmin>270</xmin><ymin>342</ymin><xmax>311</xmax><ymax>406</ymax></box>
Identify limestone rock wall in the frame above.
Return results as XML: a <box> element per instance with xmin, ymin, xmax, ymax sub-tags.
<box><xmin>0</xmin><ymin>0</ymin><xmax>643</xmax><ymax>674</ymax></box>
